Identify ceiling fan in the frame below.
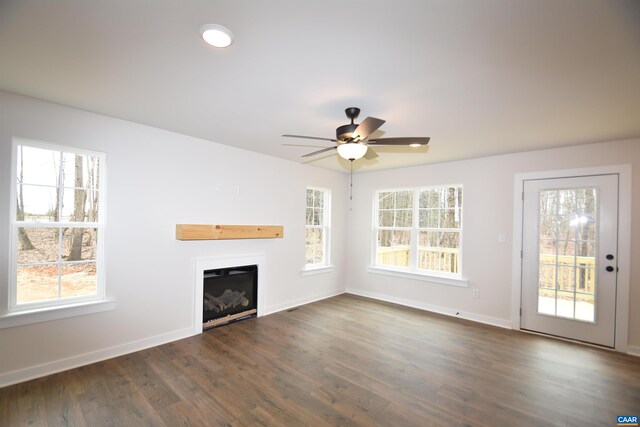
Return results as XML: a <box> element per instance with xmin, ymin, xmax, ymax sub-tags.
<box><xmin>282</xmin><ymin>107</ymin><xmax>430</xmax><ymax>161</ymax></box>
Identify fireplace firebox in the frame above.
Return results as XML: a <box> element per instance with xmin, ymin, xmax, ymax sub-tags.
<box><xmin>203</xmin><ymin>264</ymin><xmax>257</xmax><ymax>329</ymax></box>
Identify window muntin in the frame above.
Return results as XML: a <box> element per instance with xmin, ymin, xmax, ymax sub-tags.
<box><xmin>374</xmin><ymin>186</ymin><xmax>463</xmax><ymax>276</ymax></box>
<box><xmin>305</xmin><ymin>187</ymin><xmax>330</xmax><ymax>268</ymax></box>
<box><xmin>11</xmin><ymin>142</ymin><xmax>106</xmax><ymax>310</ymax></box>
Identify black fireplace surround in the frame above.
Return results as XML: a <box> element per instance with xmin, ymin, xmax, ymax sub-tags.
<box><xmin>203</xmin><ymin>264</ymin><xmax>257</xmax><ymax>329</ymax></box>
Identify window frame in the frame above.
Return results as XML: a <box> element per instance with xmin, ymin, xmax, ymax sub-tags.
<box><xmin>6</xmin><ymin>138</ymin><xmax>108</xmax><ymax>316</ymax></box>
<box><xmin>370</xmin><ymin>185</ymin><xmax>467</xmax><ymax>287</ymax></box>
<box><xmin>304</xmin><ymin>186</ymin><xmax>332</xmax><ymax>271</ymax></box>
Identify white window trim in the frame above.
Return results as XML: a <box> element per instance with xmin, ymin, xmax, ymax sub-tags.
<box><xmin>304</xmin><ymin>186</ymin><xmax>331</xmax><ymax>270</ymax></box>
<box><xmin>0</xmin><ymin>300</ymin><xmax>116</xmax><ymax>330</ymax></box>
<box><xmin>370</xmin><ymin>185</ymin><xmax>465</xmax><ymax>286</ymax></box>
<box><xmin>3</xmin><ymin>138</ymin><xmax>110</xmax><ymax>323</ymax></box>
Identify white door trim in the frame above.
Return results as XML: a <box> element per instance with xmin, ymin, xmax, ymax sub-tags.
<box><xmin>511</xmin><ymin>165</ymin><xmax>631</xmax><ymax>352</ymax></box>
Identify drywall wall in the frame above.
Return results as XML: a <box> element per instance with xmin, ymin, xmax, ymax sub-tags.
<box><xmin>346</xmin><ymin>139</ymin><xmax>640</xmax><ymax>349</ymax></box>
<box><xmin>0</xmin><ymin>91</ymin><xmax>348</xmax><ymax>385</ymax></box>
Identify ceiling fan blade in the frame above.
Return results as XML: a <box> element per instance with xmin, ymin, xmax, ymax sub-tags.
<box><xmin>282</xmin><ymin>134</ymin><xmax>337</xmax><ymax>143</ymax></box>
<box><xmin>367</xmin><ymin>137</ymin><xmax>430</xmax><ymax>146</ymax></box>
<box><xmin>352</xmin><ymin>117</ymin><xmax>385</xmax><ymax>141</ymax></box>
<box><xmin>363</xmin><ymin>148</ymin><xmax>379</xmax><ymax>160</ymax></box>
<box><xmin>282</xmin><ymin>143</ymin><xmax>332</xmax><ymax>148</ymax></box>
<box><xmin>302</xmin><ymin>146</ymin><xmax>337</xmax><ymax>158</ymax></box>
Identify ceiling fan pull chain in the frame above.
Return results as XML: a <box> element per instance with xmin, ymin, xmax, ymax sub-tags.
<box><xmin>350</xmin><ymin>159</ymin><xmax>354</xmax><ymax>200</ymax></box>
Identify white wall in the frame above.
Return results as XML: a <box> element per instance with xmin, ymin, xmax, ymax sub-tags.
<box><xmin>0</xmin><ymin>91</ymin><xmax>348</xmax><ymax>385</ymax></box>
<box><xmin>346</xmin><ymin>139</ymin><xmax>640</xmax><ymax>348</ymax></box>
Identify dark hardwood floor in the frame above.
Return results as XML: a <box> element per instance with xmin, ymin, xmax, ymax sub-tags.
<box><xmin>1</xmin><ymin>294</ymin><xmax>639</xmax><ymax>426</ymax></box>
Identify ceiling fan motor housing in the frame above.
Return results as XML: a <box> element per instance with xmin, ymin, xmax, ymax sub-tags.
<box><xmin>336</xmin><ymin>123</ymin><xmax>358</xmax><ymax>141</ymax></box>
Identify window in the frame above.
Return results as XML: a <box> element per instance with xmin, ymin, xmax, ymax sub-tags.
<box><xmin>305</xmin><ymin>187</ymin><xmax>330</xmax><ymax>268</ymax></box>
<box><xmin>374</xmin><ymin>185</ymin><xmax>463</xmax><ymax>277</ymax></box>
<box><xmin>9</xmin><ymin>141</ymin><xmax>106</xmax><ymax>312</ymax></box>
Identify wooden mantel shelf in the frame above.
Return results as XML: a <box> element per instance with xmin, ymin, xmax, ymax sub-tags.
<box><xmin>176</xmin><ymin>224</ymin><xmax>284</xmax><ymax>240</ymax></box>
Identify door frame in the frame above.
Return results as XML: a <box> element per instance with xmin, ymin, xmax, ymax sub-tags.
<box><xmin>511</xmin><ymin>165</ymin><xmax>631</xmax><ymax>352</ymax></box>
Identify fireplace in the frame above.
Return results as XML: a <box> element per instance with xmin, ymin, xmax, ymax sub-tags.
<box><xmin>202</xmin><ymin>264</ymin><xmax>257</xmax><ymax>329</ymax></box>
<box><xmin>194</xmin><ymin>254</ymin><xmax>265</xmax><ymax>334</ymax></box>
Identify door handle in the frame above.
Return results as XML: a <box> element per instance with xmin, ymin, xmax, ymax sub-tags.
<box><xmin>606</xmin><ymin>254</ymin><xmax>614</xmax><ymax>260</ymax></box>
<box><xmin>605</xmin><ymin>266</ymin><xmax>615</xmax><ymax>272</ymax></box>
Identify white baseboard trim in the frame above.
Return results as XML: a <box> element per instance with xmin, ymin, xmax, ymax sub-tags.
<box><xmin>346</xmin><ymin>287</ymin><xmax>512</xmax><ymax>330</ymax></box>
<box><xmin>0</xmin><ymin>326</ymin><xmax>193</xmax><ymax>388</ymax></box>
<box><xmin>627</xmin><ymin>345</ymin><xmax>640</xmax><ymax>357</ymax></box>
<box><xmin>264</xmin><ymin>288</ymin><xmax>346</xmax><ymax>316</ymax></box>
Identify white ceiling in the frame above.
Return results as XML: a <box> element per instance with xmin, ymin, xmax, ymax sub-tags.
<box><xmin>1</xmin><ymin>0</ymin><xmax>639</xmax><ymax>173</ymax></box>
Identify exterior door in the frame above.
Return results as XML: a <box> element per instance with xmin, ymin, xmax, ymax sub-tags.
<box><xmin>520</xmin><ymin>174</ymin><xmax>618</xmax><ymax>347</ymax></box>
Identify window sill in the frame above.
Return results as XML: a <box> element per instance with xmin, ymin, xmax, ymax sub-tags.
<box><xmin>367</xmin><ymin>266</ymin><xmax>468</xmax><ymax>287</ymax></box>
<box><xmin>301</xmin><ymin>265</ymin><xmax>335</xmax><ymax>277</ymax></box>
<box><xmin>0</xmin><ymin>300</ymin><xmax>116</xmax><ymax>330</ymax></box>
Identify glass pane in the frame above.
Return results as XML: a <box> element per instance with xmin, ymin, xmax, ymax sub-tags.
<box><xmin>16</xmin><ymin>227</ymin><xmax>60</xmax><ymax>264</ymax></box>
<box><xmin>443</xmin><ymin>187</ymin><xmax>458</xmax><ymax>209</ymax></box>
<box><xmin>538</xmin><ymin>263</ymin><xmax>556</xmax><ymax>289</ymax></box>
<box><xmin>575</xmin><ymin>292</ymin><xmax>595</xmax><ymax>322</ymax></box>
<box><xmin>62</xmin><ymin>228</ymin><xmax>97</xmax><ymax>261</ymax></box>
<box><xmin>575</xmin><ymin>188</ymin><xmax>597</xmax><ymax>214</ymax></box>
<box><xmin>556</xmin><ymin>241</ymin><xmax>575</xmax><ymax>257</ymax></box>
<box><xmin>575</xmin><ymin>241</ymin><xmax>595</xmax><ymax>257</ymax></box>
<box><xmin>575</xmin><ymin>267</ymin><xmax>594</xmax><ymax>292</ymax></box>
<box><xmin>305</xmin><ymin>228</ymin><xmax>316</xmax><ymax>246</ymax></box>
<box><xmin>306</xmin><ymin>189</ymin><xmax>313</xmax><ymax>207</ymax></box>
<box><xmin>418</xmin><ymin>209</ymin><xmax>427</xmax><ymax>228</ymax></box>
<box><xmin>61</xmin><ymin>262</ymin><xmax>97</xmax><ymax>298</ymax></box>
<box><xmin>575</xmin><ymin>216</ymin><xmax>596</xmax><ymax>241</ymax></box>
<box><xmin>418</xmin><ymin>249</ymin><xmax>439</xmax><ymax>270</ymax></box>
<box><xmin>306</xmin><ymin>208</ymin><xmax>313</xmax><ymax>225</ymax></box>
<box><xmin>539</xmin><ymin>190</ymin><xmax>558</xmax><ymax>216</ymax></box>
<box><xmin>439</xmin><ymin>232</ymin><xmax>459</xmax><ymax>248</ymax></box>
<box><xmin>61</xmin><ymin>189</ymin><xmax>99</xmax><ymax>222</ymax></box>
<box><xmin>556</xmin><ymin>291</ymin><xmax>575</xmax><ymax>319</ymax></box>
<box><xmin>392</xmin><ymin>230</ymin><xmax>410</xmax><ymax>267</ymax></box>
<box><xmin>537</xmin><ymin>288</ymin><xmax>556</xmax><ymax>316</ymax></box>
<box><xmin>379</xmin><ymin>192</ymin><xmax>393</xmax><ymax>209</ymax></box>
<box><xmin>557</xmin><ymin>190</ymin><xmax>576</xmax><ymax>215</ymax></box>
<box><xmin>379</xmin><ymin>210</ymin><xmax>394</xmax><ymax>227</ymax></box>
<box><xmin>557</xmin><ymin>265</ymin><xmax>575</xmax><ymax>291</ymax></box>
<box><xmin>18</xmin><ymin>145</ymin><xmax>61</xmax><ymax>187</ymax></box>
<box><xmin>377</xmin><ymin>230</ymin><xmax>410</xmax><ymax>267</ymax></box>
<box><xmin>539</xmin><ymin>215</ymin><xmax>557</xmax><ymax>240</ymax></box>
<box><xmin>440</xmin><ymin>209</ymin><xmax>460</xmax><ymax>229</ymax></box>
<box><xmin>313</xmin><ymin>243</ymin><xmax>324</xmax><ymax>264</ymax></box>
<box><xmin>16</xmin><ymin>264</ymin><xmax>59</xmax><ymax>304</ymax></box>
<box><xmin>19</xmin><ymin>184</ymin><xmax>59</xmax><ymax>222</ymax></box>
<box><xmin>539</xmin><ymin>239</ymin><xmax>556</xmax><ymax>257</ymax></box>
<box><xmin>395</xmin><ymin>209</ymin><xmax>412</xmax><ymax>227</ymax></box>
<box><xmin>439</xmin><ymin>250</ymin><xmax>459</xmax><ymax>273</ymax></box>
<box><xmin>61</xmin><ymin>153</ymin><xmax>101</xmax><ymax>190</ymax></box>
<box><xmin>313</xmin><ymin>208</ymin><xmax>322</xmax><ymax>225</ymax></box>
<box><xmin>395</xmin><ymin>191</ymin><xmax>413</xmax><ymax>209</ymax></box>
<box><xmin>419</xmin><ymin>189</ymin><xmax>441</xmax><ymax>209</ymax></box>
<box><xmin>314</xmin><ymin>190</ymin><xmax>324</xmax><ymax>208</ymax></box>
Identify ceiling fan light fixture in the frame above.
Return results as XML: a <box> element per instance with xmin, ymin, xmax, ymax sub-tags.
<box><xmin>200</xmin><ymin>24</ymin><xmax>234</xmax><ymax>48</ymax></box>
<box><xmin>337</xmin><ymin>142</ymin><xmax>368</xmax><ymax>160</ymax></box>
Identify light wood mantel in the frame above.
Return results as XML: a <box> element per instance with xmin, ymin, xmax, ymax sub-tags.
<box><xmin>175</xmin><ymin>224</ymin><xmax>284</xmax><ymax>240</ymax></box>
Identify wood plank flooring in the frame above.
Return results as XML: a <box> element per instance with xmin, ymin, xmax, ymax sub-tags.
<box><xmin>1</xmin><ymin>294</ymin><xmax>639</xmax><ymax>426</ymax></box>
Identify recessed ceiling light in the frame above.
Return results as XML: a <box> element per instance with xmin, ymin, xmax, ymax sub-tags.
<box><xmin>200</xmin><ymin>24</ymin><xmax>234</xmax><ymax>48</ymax></box>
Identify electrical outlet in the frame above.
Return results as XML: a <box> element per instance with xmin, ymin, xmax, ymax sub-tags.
<box><xmin>472</xmin><ymin>289</ymin><xmax>480</xmax><ymax>298</ymax></box>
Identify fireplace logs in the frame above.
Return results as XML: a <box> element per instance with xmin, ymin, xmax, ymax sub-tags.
<box><xmin>203</xmin><ymin>265</ymin><xmax>257</xmax><ymax>328</ymax></box>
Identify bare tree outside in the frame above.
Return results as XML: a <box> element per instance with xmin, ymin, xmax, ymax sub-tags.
<box><xmin>16</xmin><ymin>146</ymin><xmax>35</xmax><ymax>250</ymax></box>
<box><xmin>67</xmin><ymin>154</ymin><xmax>86</xmax><ymax>261</ymax></box>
